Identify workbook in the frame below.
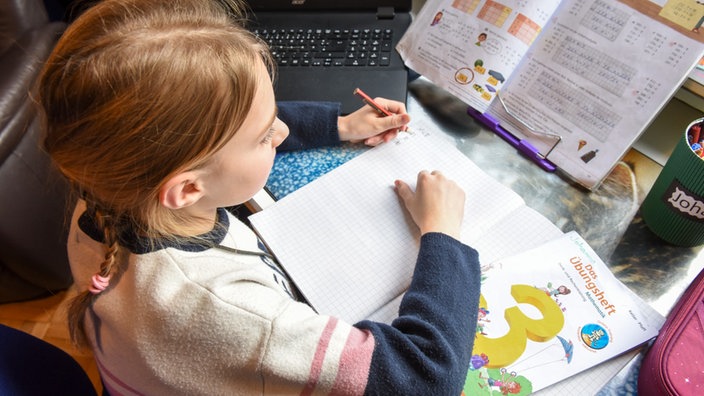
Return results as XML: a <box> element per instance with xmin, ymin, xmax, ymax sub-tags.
<box><xmin>396</xmin><ymin>0</ymin><xmax>704</xmax><ymax>189</ymax></box>
<box><xmin>463</xmin><ymin>230</ymin><xmax>663</xmax><ymax>394</ymax></box>
<box><xmin>248</xmin><ymin>124</ymin><xmax>664</xmax><ymax>394</ymax></box>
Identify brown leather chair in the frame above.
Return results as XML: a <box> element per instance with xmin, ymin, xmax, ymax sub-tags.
<box><xmin>0</xmin><ymin>0</ymin><xmax>72</xmax><ymax>302</ymax></box>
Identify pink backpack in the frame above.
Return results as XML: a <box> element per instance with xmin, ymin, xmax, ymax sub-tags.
<box><xmin>638</xmin><ymin>268</ymin><xmax>704</xmax><ymax>395</ymax></box>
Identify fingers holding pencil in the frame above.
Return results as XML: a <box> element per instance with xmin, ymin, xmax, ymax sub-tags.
<box><xmin>337</xmin><ymin>88</ymin><xmax>410</xmax><ymax>146</ymax></box>
<box><xmin>354</xmin><ymin>88</ymin><xmax>394</xmax><ymax>116</ymax></box>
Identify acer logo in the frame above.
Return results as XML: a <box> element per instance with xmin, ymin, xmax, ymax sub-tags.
<box><xmin>292</xmin><ymin>0</ymin><xmax>305</xmax><ymax>4</ymax></box>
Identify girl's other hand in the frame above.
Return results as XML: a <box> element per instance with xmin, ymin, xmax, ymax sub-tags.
<box><xmin>394</xmin><ymin>170</ymin><xmax>465</xmax><ymax>240</ymax></box>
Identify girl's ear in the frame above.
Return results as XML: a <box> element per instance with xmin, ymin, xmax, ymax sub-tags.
<box><xmin>159</xmin><ymin>171</ymin><xmax>205</xmax><ymax>209</ymax></box>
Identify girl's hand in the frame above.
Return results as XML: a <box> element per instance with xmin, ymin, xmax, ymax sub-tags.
<box><xmin>337</xmin><ymin>97</ymin><xmax>410</xmax><ymax>146</ymax></box>
<box><xmin>394</xmin><ymin>170</ymin><xmax>465</xmax><ymax>240</ymax></box>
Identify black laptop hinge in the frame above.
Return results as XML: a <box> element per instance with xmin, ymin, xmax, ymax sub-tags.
<box><xmin>377</xmin><ymin>6</ymin><xmax>395</xmax><ymax>19</ymax></box>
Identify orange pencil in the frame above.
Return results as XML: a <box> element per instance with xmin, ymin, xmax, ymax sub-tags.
<box><xmin>353</xmin><ymin>88</ymin><xmax>393</xmax><ymax>117</ymax></box>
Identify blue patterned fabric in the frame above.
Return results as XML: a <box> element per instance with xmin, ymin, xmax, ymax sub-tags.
<box><xmin>266</xmin><ymin>143</ymin><xmax>368</xmax><ymax>199</ymax></box>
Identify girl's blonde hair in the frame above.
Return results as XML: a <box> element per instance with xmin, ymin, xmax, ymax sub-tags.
<box><xmin>37</xmin><ymin>0</ymin><xmax>273</xmax><ymax>347</ymax></box>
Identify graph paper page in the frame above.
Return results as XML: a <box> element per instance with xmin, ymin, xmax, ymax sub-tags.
<box><xmin>250</xmin><ymin>122</ymin><xmax>564</xmax><ymax>323</ymax></box>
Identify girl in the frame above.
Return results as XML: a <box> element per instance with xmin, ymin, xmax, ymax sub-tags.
<box><xmin>38</xmin><ymin>0</ymin><xmax>481</xmax><ymax>394</ymax></box>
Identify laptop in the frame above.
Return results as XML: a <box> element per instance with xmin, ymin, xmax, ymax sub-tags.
<box><xmin>244</xmin><ymin>0</ymin><xmax>412</xmax><ymax>114</ymax></box>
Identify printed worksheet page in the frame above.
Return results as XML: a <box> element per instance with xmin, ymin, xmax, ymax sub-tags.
<box><xmin>397</xmin><ymin>0</ymin><xmax>561</xmax><ymax>112</ymax></box>
<box><xmin>486</xmin><ymin>0</ymin><xmax>704</xmax><ymax>189</ymax></box>
<box><xmin>398</xmin><ymin>0</ymin><xmax>704</xmax><ymax>189</ymax></box>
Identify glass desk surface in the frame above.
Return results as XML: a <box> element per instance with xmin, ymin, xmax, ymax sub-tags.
<box><xmin>264</xmin><ymin>77</ymin><xmax>704</xmax><ymax>394</ymax></box>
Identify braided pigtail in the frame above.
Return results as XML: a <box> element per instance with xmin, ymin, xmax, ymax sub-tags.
<box><xmin>38</xmin><ymin>0</ymin><xmax>270</xmax><ymax>348</ymax></box>
<box><xmin>67</xmin><ymin>207</ymin><xmax>121</xmax><ymax>348</ymax></box>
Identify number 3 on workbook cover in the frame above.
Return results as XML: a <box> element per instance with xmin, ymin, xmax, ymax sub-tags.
<box><xmin>461</xmin><ymin>231</ymin><xmax>664</xmax><ymax>395</ymax></box>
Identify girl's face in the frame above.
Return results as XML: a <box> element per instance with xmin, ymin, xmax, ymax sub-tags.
<box><xmin>200</xmin><ymin>61</ymin><xmax>289</xmax><ymax>208</ymax></box>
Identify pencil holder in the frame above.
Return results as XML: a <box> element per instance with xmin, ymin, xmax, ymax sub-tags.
<box><xmin>641</xmin><ymin>118</ymin><xmax>704</xmax><ymax>247</ymax></box>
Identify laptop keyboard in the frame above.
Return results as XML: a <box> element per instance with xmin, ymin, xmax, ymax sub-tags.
<box><xmin>253</xmin><ymin>28</ymin><xmax>394</xmax><ymax>67</ymax></box>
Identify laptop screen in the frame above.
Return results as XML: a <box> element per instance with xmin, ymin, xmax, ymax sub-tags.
<box><xmin>244</xmin><ymin>0</ymin><xmax>412</xmax><ymax>12</ymax></box>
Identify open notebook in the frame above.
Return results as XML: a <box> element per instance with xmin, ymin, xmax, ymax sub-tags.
<box><xmin>243</xmin><ymin>0</ymin><xmax>412</xmax><ymax>113</ymax></box>
<box><xmin>248</xmin><ymin>122</ymin><xmax>664</xmax><ymax>394</ymax></box>
<box><xmin>252</xmin><ymin>127</ymin><xmax>562</xmax><ymax>323</ymax></box>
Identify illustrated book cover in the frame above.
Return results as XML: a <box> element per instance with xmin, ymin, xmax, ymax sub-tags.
<box><xmin>463</xmin><ymin>231</ymin><xmax>664</xmax><ymax>395</ymax></box>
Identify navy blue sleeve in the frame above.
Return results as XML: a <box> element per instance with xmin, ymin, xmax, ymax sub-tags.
<box><xmin>356</xmin><ymin>233</ymin><xmax>481</xmax><ymax>396</ymax></box>
<box><xmin>277</xmin><ymin>101</ymin><xmax>342</xmax><ymax>151</ymax></box>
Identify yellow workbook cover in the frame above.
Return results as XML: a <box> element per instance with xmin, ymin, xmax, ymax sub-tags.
<box><xmin>463</xmin><ymin>231</ymin><xmax>665</xmax><ymax>395</ymax></box>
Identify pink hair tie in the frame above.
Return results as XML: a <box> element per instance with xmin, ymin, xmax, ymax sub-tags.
<box><xmin>89</xmin><ymin>274</ymin><xmax>111</xmax><ymax>295</ymax></box>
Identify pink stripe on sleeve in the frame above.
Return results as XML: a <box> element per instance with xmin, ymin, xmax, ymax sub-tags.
<box><xmin>300</xmin><ymin>317</ymin><xmax>339</xmax><ymax>396</ymax></box>
<box><xmin>95</xmin><ymin>356</ymin><xmax>144</xmax><ymax>396</ymax></box>
<box><xmin>329</xmin><ymin>328</ymin><xmax>375</xmax><ymax>395</ymax></box>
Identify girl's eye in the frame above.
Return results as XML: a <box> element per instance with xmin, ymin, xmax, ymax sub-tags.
<box><xmin>261</xmin><ymin>128</ymin><xmax>275</xmax><ymax>144</ymax></box>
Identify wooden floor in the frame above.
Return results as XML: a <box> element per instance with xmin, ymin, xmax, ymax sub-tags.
<box><xmin>0</xmin><ymin>286</ymin><xmax>102</xmax><ymax>394</ymax></box>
